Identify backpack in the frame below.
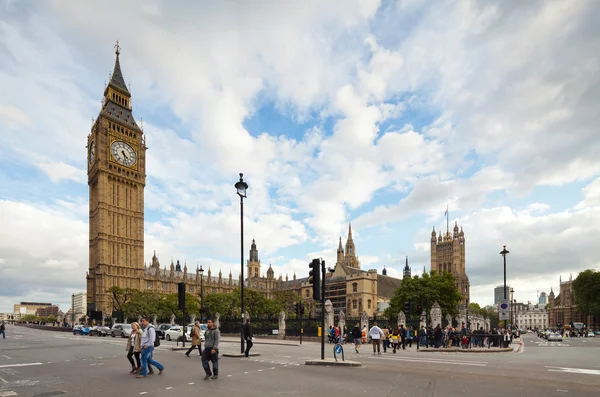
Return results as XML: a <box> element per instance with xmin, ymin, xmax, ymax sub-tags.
<box><xmin>0</xmin><ymin>323</ymin><xmax>5</xmax><ymax>330</ymax></box>
<box><xmin>153</xmin><ymin>327</ymin><xmax>160</xmax><ymax>347</ymax></box>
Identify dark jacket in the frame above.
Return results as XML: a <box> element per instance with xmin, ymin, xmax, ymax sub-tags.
<box><xmin>243</xmin><ymin>322</ymin><xmax>253</xmax><ymax>339</ymax></box>
<box><xmin>351</xmin><ymin>325</ymin><xmax>361</xmax><ymax>339</ymax></box>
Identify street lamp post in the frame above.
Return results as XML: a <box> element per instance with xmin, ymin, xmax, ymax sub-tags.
<box><xmin>199</xmin><ymin>265</ymin><xmax>204</xmax><ymax>321</ymax></box>
<box><xmin>510</xmin><ymin>287</ymin><xmax>514</xmax><ymax>330</ymax></box>
<box><xmin>500</xmin><ymin>245</ymin><xmax>510</xmax><ymax>328</ymax></box>
<box><xmin>71</xmin><ymin>293</ymin><xmax>75</xmax><ymax>326</ymax></box>
<box><xmin>235</xmin><ymin>173</ymin><xmax>249</xmax><ymax>355</ymax></box>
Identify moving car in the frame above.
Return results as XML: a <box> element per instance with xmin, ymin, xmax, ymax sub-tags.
<box><xmin>587</xmin><ymin>331</ymin><xmax>595</xmax><ymax>338</ymax></box>
<box><xmin>547</xmin><ymin>333</ymin><xmax>563</xmax><ymax>342</ymax></box>
<box><xmin>164</xmin><ymin>325</ymin><xmax>190</xmax><ymax>342</ymax></box>
<box><xmin>111</xmin><ymin>323</ymin><xmax>132</xmax><ymax>338</ymax></box>
<box><xmin>89</xmin><ymin>325</ymin><xmax>111</xmax><ymax>336</ymax></box>
<box><xmin>186</xmin><ymin>323</ymin><xmax>207</xmax><ymax>342</ymax></box>
<box><xmin>73</xmin><ymin>325</ymin><xmax>90</xmax><ymax>335</ymax></box>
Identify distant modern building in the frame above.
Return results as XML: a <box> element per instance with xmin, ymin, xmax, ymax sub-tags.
<box><xmin>13</xmin><ymin>302</ymin><xmax>53</xmax><ymax>315</ymax></box>
<box><xmin>539</xmin><ymin>291</ymin><xmax>548</xmax><ymax>305</ymax></box>
<box><xmin>494</xmin><ymin>286</ymin><xmax>511</xmax><ymax>304</ymax></box>
<box><xmin>72</xmin><ymin>292</ymin><xmax>87</xmax><ymax>321</ymax></box>
<box><xmin>35</xmin><ymin>306</ymin><xmax>59</xmax><ymax>317</ymax></box>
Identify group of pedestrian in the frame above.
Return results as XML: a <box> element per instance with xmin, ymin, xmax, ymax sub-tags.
<box><xmin>350</xmin><ymin>321</ymin><xmax>420</xmax><ymax>354</ymax></box>
<box><xmin>124</xmin><ymin>317</ymin><xmax>252</xmax><ymax>381</ymax></box>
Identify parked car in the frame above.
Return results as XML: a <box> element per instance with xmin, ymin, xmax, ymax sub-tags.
<box><xmin>164</xmin><ymin>325</ymin><xmax>190</xmax><ymax>342</ymax></box>
<box><xmin>73</xmin><ymin>325</ymin><xmax>90</xmax><ymax>335</ymax></box>
<box><xmin>156</xmin><ymin>323</ymin><xmax>173</xmax><ymax>340</ymax></box>
<box><xmin>111</xmin><ymin>323</ymin><xmax>132</xmax><ymax>338</ymax></box>
<box><xmin>89</xmin><ymin>325</ymin><xmax>111</xmax><ymax>337</ymax></box>
<box><xmin>547</xmin><ymin>333</ymin><xmax>563</xmax><ymax>342</ymax></box>
<box><xmin>587</xmin><ymin>331</ymin><xmax>595</xmax><ymax>338</ymax></box>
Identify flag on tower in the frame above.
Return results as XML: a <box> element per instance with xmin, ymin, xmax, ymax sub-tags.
<box><xmin>444</xmin><ymin>206</ymin><xmax>448</xmax><ymax>216</ymax></box>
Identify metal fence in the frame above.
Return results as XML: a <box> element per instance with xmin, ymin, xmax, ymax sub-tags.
<box><xmin>219</xmin><ymin>316</ymin><xmax>280</xmax><ymax>336</ymax></box>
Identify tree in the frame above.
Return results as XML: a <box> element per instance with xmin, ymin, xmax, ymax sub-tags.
<box><xmin>47</xmin><ymin>315</ymin><xmax>57</xmax><ymax>324</ymax></box>
<box><xmin>106</xmin><ymin>286</ymin><xmax>134</xmax><ymax>313</ymax></box>
<box><xmin>23</xmin><ymin>314</ymin><xmax>39</xmax><ymax>323</ymax></box>
<box><xmin>573</xmin><ymin>269</ymin><xmax>600</xmax><ymax>316</ymax></box>
<box><xmin>385</xmin><ymin>271</ymin><xmax>463</xmax><ymax>320</ymax></box>
<box><xmin>273</xmin><ymin>290</ymin><xmax>302</xmax><ymax>317</ymax></box>
<box><xmin>158</xmin><ymin>293</ymin><xmax>200</xmax><ymax>322</ymax></box>
<box><xmin>123</xmin><ymin>290</ymin><xmax>161</xmax><ymax>319</ymax></box>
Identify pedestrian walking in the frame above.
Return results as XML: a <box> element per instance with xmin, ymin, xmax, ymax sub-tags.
<box><xmin>126</xmin><ymin>322</ymin><xmax>142</xmax><ymax>373</ymax></box>
<box><xmin>390</xmin><ymin>327</ymin><xmax>400</xmax><ymax>353</ymax></box>
<box><xmin>202</xmin><ymin>318</ymin><xmax>220</xmax><ymax>380</ymax></box>
<box><xmin>368</xmin><ymin>322</ymin><xmax>384</xmax><ymax>354</ymax></box>
<box><xmin>0</xmin><ymin>321</ymin><xmax>6</xmax><ymax>339</ymax></box>
<box><xmin>400</xmin><ymin>324</ymin><xmax>407</xmax><ymax>350</ymax></box>
<box><xmin>137</xmin><ymin>317</ymin><xmax>164</xmax><ymax>379</ymax></box>
<box><xmin>185</xmin><ymin>320</ymin><xmax>202</xmax><ymax>358</ymax></box>
<box><xmin>351</xmin><ymin>322</ymin><xmax>362</xmax><ymax>353</ymax></box>
<box><xmin>243</xmin><ymin>318</ymin><xmax>253</xmax><ymax>357</ymax></box>
<box><xmin>382</xmin><ymin>326</ymin><xmax>390</xmax><ymax>353</ymax></box>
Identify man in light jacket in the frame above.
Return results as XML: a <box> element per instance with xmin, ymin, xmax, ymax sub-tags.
<box><xmin>202</xmin><ymin>318</ymin><xmax>220</xmax><ymax>380</ymax></box>
<box><xmin>369</xmin><ymin>322</ymin><xmax>384</xmax><ymax>354</ymax></box>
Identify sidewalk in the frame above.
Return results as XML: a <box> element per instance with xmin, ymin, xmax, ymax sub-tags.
<box><xmin>219</xmin><ymin>336</ymin><xmax>305</xmax><ymax>346</ymax></box>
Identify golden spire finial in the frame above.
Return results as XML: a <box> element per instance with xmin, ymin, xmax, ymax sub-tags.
<box><xmin>115</xmin><ymin>40</ymin><xmax>121</xmax><ymax>56</ymax></box>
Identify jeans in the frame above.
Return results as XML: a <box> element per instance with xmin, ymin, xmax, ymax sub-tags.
<box><xmin>245</xmin><ymin>338</ymin><xmax>253</xmax><ymax>357</ymax></box>
<box><xmin>140</xmin><ymin>346</ymin><xmax>163</xmax><ymax>376</ymax></box>
<box><xmin>202</xmin><ymin>348</ymin><xmax>219</xmax><ymax>376</ymax></box>
<box><xmin>382</xmin><ymin>339</ymin><xmax>389</xmax><ymax>352</ymax></box>
<box><xmin>127</xmin><ymin>347</ymin><xmax>141</xmax><ymax>368</ymax></box>
<box><xmin>186</xmin><ymin>344</ymin><xmax>202</xmax><ymax>356</ymax></box>
<box><xmin>0</xmin><ymin>330</ymin><xmax>5</xmax><ymax>339</ymax></box>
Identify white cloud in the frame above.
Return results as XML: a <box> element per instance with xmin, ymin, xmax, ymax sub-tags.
<box><xmin>36</xmin><ymin>161</ymin><xmax>86</xmax><ymax>183</ymax></box>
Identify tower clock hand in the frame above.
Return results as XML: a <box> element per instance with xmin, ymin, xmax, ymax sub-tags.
<box><xmin>121</xmin><ymin>150</ymin><xmax>128</xmax><ymax>160</ymax></box>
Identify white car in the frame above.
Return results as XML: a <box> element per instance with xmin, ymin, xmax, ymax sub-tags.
<box><xmin>186</xmin><ymin>323</ymin><xmax>207</xmax><ymax>342</ymax></box>
<box><xmin>164</xmin><ymin>325</ymin><xmax>190</xmax><ymax>342</ymax></box>
<box><xmin>547</xmin><ymin>333</ymin><xmax>563</xmax><ymax>342</ymax></box>
<box><xmin>587</xmin><ymin>332</ymin><xmax>595</xmax><ymax>338</ymax></box>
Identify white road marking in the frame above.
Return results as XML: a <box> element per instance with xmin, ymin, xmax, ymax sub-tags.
<box><xmin>227</xmin><ymin>375</ymin><xmax>232</xmax><ymax>377</ymax></box>
<box><xmin>188</xmin><ymin>382</ymin><xmax>194</xmax><ymax>384</ymax></box>
<box><xmin>1</xmin><ymin>355</ymin><xmax>12</xmax><ymax>360</ymax></box>
<box><xmin>0</xmin><ymin>363</ymin><xmax>43</xmax><ymax>369</ymax></box>
<box><xmin>546</xmin><ymin>366</ymin><xmax>600</xmax><ymax>375</ymax></box>
<box><xmin>166</xmin><ymin>387</ymin><xmax>173</xmax><ymax>390</ymax></box>
<box><xmin>0</xmin><ymin>375</ymin><xmax>8</xmax><ymax>383</ymax></box>
<box><xmin>139</xmin><ymin>393</ymin><xmax>147</xmax><ymax>395</ymax></box>
<box><xmin>369</xmin><ymin>356</ymin><xmax>487</xmax><ymax>367</ymax></box>
<box><xmin>258</xmin><ymin>369</ymin><xmax>263</xmax><ymax>372</ymax></box>
<box><xmin>0</xmin><ymin>391</ymin><xmax>19</xmax><ymax>397</ymax></box>
<box><xmin>244</xmin><ymin>372</ymin><xmax>248</xmax><ymax>374</ymax></box>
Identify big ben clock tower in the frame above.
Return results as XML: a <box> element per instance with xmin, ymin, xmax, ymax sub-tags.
<box><xmin>86</xmin><ymin>42</ymin><xmax>146</xmax><ymax>320</ymax></box>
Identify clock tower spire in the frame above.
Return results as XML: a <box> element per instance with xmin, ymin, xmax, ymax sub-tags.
<box><xmin>87</xmin><ymin>43</ymin><xmax>147</xmax><ymax>321</ymax></box>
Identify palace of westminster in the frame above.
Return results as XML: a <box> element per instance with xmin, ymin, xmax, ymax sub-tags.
<box><xmin>86</xmin><ymin>47</ymin><xmax>472</xmax><ymax>320</ymax></box>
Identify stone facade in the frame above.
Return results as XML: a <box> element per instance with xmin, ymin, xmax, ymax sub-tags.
<box><xmin>547</xmin><ymin>274</ymin><xmax>600</xmax><ymax>330</ymax></box>
<box><xmin>430</xmin><ymin>221</ymin><xmax>470</xmax><ymax>302</ymax></box>
<box><xmin>516</xmin><ymin>304</ymin><xmax>548</xmax><ymax>330</ymax></box>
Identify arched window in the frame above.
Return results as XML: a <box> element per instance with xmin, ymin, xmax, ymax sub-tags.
<box><xmin>305</xmin><ymin>289</ymin><xmax>309</xmax><ymax>298</ymax></box>
<box><xmin>352</xmin><ymin>300</ymin><xmax>357</xmax><ymax>309</ymax></box>
<box><xmin>368</xmin><ymin>299</ymin><xmax>372</xmax><ymax>309</ymax></box>
<box><xmin>358</xmin><ymin>298</ymin><xmax>363</xmax><ymax>311</ymax></box>
<box><xmin>352</xmin><ymin>282</ymin><xmax>358</xmax><ymax>293</ymax></box>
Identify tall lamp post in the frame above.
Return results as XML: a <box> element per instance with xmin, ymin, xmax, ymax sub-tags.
<box><xmin>199</xmin><ymin>265</ymin><xmax>204</xmax><ymax>321</ymax></box>
<box><xmin>71</xmin><ymin>293</ymin><xmax>75</xmax><ymax>326</ymax></box>
<box><xmin>235</xmin><ymin>173</ymin><xmax>249</xmax><ymax>354</ymax></box>
<box><xmin>500</xmin><ymin>245</ymin><xmax>510</xmax><ymax>328</ymax></box>
<box><xmin>509</xmin><ymin>287</ymin><xmax>515</xmax><ymax>330</ymax></box>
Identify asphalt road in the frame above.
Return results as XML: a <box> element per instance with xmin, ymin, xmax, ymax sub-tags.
<box><xmin>1</xmin><ymin>326</ymin><xmax>599</xmax><ymax>397</ymax></box>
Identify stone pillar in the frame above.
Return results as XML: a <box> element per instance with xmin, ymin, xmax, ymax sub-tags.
<box><xmin>445</xmin><ymin>314</ymin><xmax>452</xmax><ymax>328</ymax></box>
<box><xmin>430</xmin><ymin>302</ymin><xmax>442</xmax><ymax>328</ymax></box>
<box><xmin>338</xmin><ymin>311</ymin><xmax>346</xmax><ymax>342</ymax></box>
<box><xmin>420</xmin><ymin>311</ymin><xmax>427</xmax><ymax>328</ymax></box>
<box><xmin>361</xmin><ymin>311</ymin><xmax>369</xmax><ymax>333</ymax></box>
<box><xmin>190</xmin><ymin>314</ymin><xmax>196</xmax><ymax>324</ymax></box>
<box><xmin>152</xmin><ymin>314</ymin><xmax>157</xmax><ymax>325</ymax></box>
<box><xmin>215</xmin><ymin>312</ymin><xmax>220</xmax><ymax>329</ymax></box>
<box><xmin>324</xmin><ymin>300</ymin><xmax>334</xmax><ymax>332</ymax></box>
<box><xmin>170</xmin><ymin>314</ymin><xmax>176</xmax><ymax>325</ymax></box>
<box><xmin>278</xmin><ymin>310</ymin><xmax>286</xmax><ymax>340</ymax></box>
<box><xmin>398</xmin><ymin>311</ymin><xmax>406</xmax><ymax>327</ymax></box>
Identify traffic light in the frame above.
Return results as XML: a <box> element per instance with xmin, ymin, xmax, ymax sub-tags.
<box><xmin>308</xmin><ymin>258</ymin><xmax>321</xmax><ymax>301</ymax></box>
<box><xmin>416</xmin><ymin>304</ymin><xmax>422</xmax><ymax>313</ymax></box>
<box><xmin>300</xmin><ymin>304</ymin><xmax>305</xmax><ymax>316</ymax></box>
<box><xmin>404</xmin><ymin>301</ymin><xmax>411</xmax><ymax>314</ymax></box>
<box><xmin>177</xmin><ymin>282</ymin><xmax>186</xmax><ymax>311</ymax></box>
<box><xmin>295</xmin><ymin>302</ymin><xmax>300</xmax><ymax>316</ymax></box>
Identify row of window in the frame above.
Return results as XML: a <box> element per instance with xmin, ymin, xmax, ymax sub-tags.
<box><xmin>109</xmin><ymin>121</ymin><xmax>136</xmax><ymax>140</ymax></box>
<box><xmin>111</xmin><ymin>92</ymin><xmax>129</xmax><ymax>108</ymax></box>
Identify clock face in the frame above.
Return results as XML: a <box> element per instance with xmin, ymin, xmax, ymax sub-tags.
<box><xmin>89</xmin><ymin>141</ymin><xmax>95</xmax><ymax>164</ymax></box>
<box><xmin>110</xmin><ymin>141</ymin><xmax>137</xmax><ymax>166</ymax></box>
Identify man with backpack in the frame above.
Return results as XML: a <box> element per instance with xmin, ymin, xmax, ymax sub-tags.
<box><xmin>137</xmin><ymin>317</ymin><xmax>164</xmax><ymax>378</ymax></box>
<box><xmin>0</xmin><ymin>321</ymin><xmax>6</xmax><ymax>339</ymax></box>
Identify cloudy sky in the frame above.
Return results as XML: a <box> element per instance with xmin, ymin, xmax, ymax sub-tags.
<box><xmin>1</xmin><ymin>0</ymin><xmax>599</xmax><ymax>313</ymax></box>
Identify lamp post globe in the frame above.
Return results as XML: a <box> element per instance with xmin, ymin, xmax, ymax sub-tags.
<box><xmin>235</xmin><ymin>173</ymin><xmax>249</xmax><ymax>354</ymax></box>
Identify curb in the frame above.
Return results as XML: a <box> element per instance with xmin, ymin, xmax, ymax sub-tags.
<box><xmin>305</xmin><ymin>359</ymin><xmax>361</xmax><ymax>367</ymax></box>
<box><xmin>220</xmin><ymin>339</ymin><xmax>299</xmax><ymax>347</ymax></box>
<box><xmin>417</xmin><ymin>348</ymin><xmax>514</xmax><ymax>353</ymax></box>
<box><xmin>222</xmin><ymin>353</ymin><xmax>261</xmax><ymax>358</ymax></box>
